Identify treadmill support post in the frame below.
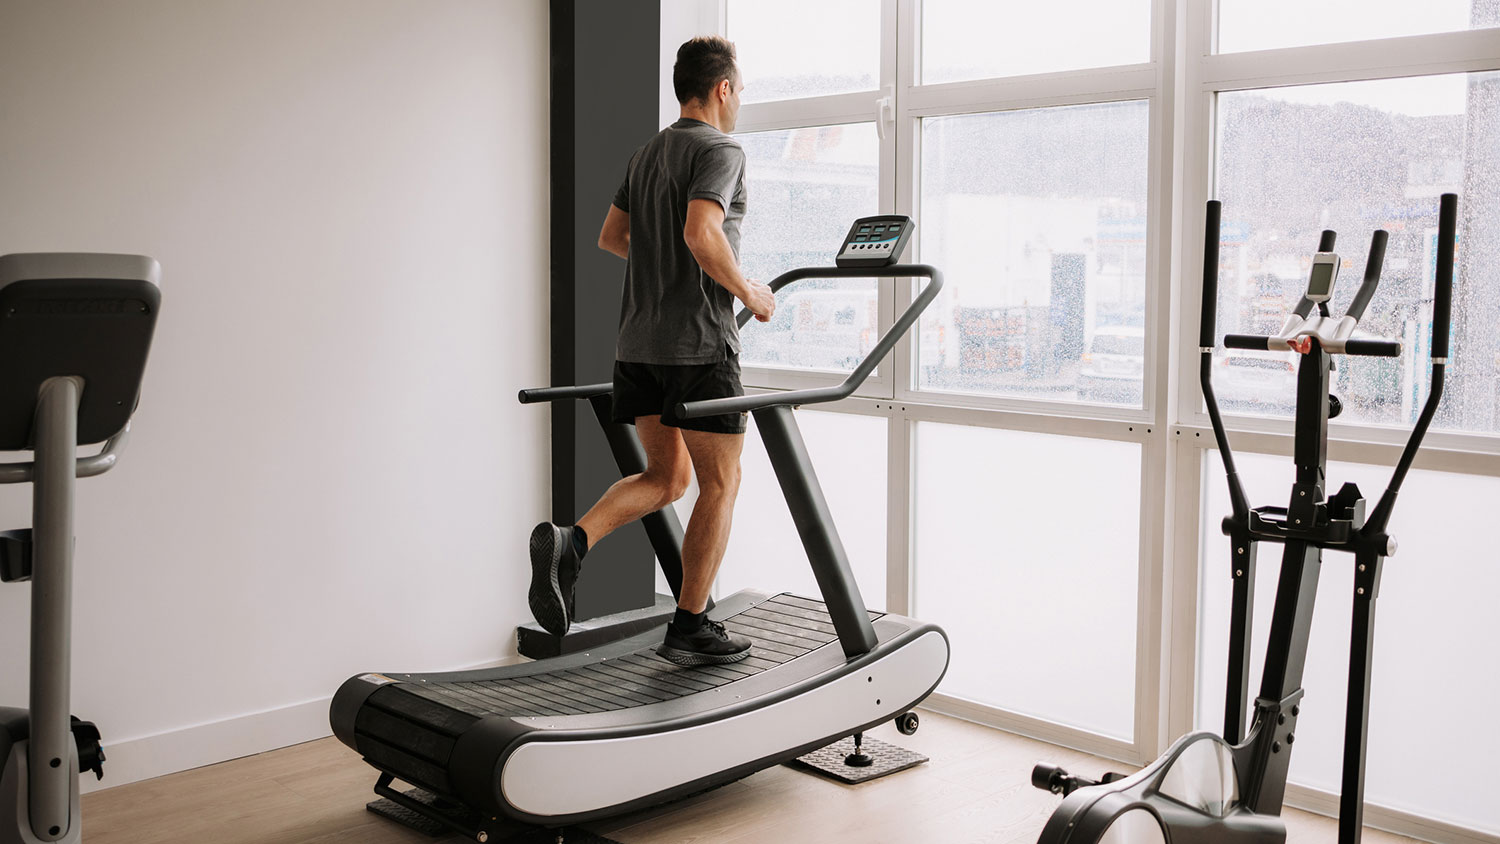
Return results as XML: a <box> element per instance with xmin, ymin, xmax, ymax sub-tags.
<box><xmin>753</xmin><ymin>404</ymin><xmax>878</xmax><ymax>659</ymax></box>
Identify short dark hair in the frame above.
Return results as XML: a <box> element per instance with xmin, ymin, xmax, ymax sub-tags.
<box><xmin>673</xmin><ymin>36</ymin><xmax>738</xmax><ymax>105</ymax></box>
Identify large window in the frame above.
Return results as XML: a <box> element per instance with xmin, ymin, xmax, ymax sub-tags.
<box><xmin>915</xmin><ymin>423</ymin><xmax>1141</xmax><ymax>740</ymax></box>
<box><xmin>1213</xmin><ymin>72</ymin><xmax>1500</xmax><ymax>434</ymax></box>
<box><xmin>727</xmin><ymin>0</ymin><xmax>878</xmax><ymax>103</ymax></box>
<box><xmin>736</xmin><ymin>124</ymin><xmax>881</xmax><ymax>373</ymax></box>
<box><xmin>1216</xmin><ymin>0</ymin><xmax>1499</xmax><ymax>53</ymax></box>
<box><xmin>922</xmin><ymin>0</ymin><xmax>1151</xmax><ymax>83</ymax></box>
<box><xmin>919</xmin><ymin>101</ymin><xmax>1150</xmax><ymax>405</ymax></box>
<box><xmin>666</xmin><ymin>2</ymin><xmax>1500</xmax><ymax>839</ymax></box>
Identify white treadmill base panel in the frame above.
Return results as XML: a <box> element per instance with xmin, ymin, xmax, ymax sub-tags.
<box><xmin>500</xmin><ymin>629</ymin><xmax>947</xmax><ymax>818</ymax></box>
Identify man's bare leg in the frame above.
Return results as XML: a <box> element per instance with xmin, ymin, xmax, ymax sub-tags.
<box><xmin>528</xmin><ymin>415</ymin><xmax>690</xmax><ymax>636</ymax></box>
<box><xmin>677</xmin><ymin>428</ymin><xmax>744</xmax><ymax>613</ymax></box>
<box><xmin>575</xmin><ymin>415</ymin><xmax>692</xmax><ymax>548</ymax></box>
<box><xmin>657</xmin><ymin>426</ymin><xmax>753</xmax><ymax>664</ymax></box>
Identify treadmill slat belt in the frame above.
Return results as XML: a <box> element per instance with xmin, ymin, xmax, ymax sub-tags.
<box><xmin>427</xmin><ymin>680</ymin><xmax>556</xmax><ymax>717</ymax></box>
<box><xmin>729</xmin><ymin>617</ymin><xmax>831</xmax><ymax>650</ymax></box>
<box><xmin>721</xmin><ymin>623</ymin><xmax>815</xmax><ymax>656</ymax></box>
<box><xmin>355</xmin><ymin>706</ymin><xmax>456</xmax><ymax>765</ymax></box>
<box><xmin>459</xmin><ymin>680</ymin><xmax>551</xmax><ymax>714</ymax></box>
<box><xmin>742</xmin><ymin>606</ymin><xmax>839</xmax><ymax>637</ymax></box>
<box><xmin>565</xmin><ymin>666</ymin><xmax>675</xmax><ymax>703</ymax></box>
<box><xmin>766</xmin><ymin>593</ymin><xmax>835</xmax><ymax>614</ymax></box>
<box><xmin>614</xmin><ymin>657</ymin><xmax>718</xmax><ymax>693</ymax></box>
<box><xmin>368</xmin><ymin>686</ymin><xmax>480</xmax><ymax>737</ymax></box>
<box><xmin>476</xmin><ymin>678</ymin><xmax>590</xmax><ymax>715</ymax></box>
<box><xmin>365</xmin><ymin>595</ymin><xmax>864</xmax><ymax>723</ymax></box>
<box><xmin>509</xmin><ymin>672</ymin><xmax>630</xmax><ymax>712</ymax></box>
<box><xmin>357</xmin><ymin>733</ymin><xmax>455</xmax><ymax>796</ymax></box>
<box><xmin>539</xmin><ymin>673</ymin><xmax>655</xmax><ymax>710</ymax></box>
<box><xmin>738</xmin><ymin>653</ymin><xmax>782</xmax><ymax>672</ymax></box>
<box><xmin>590</xmin><ymin>662</ymin><xmax>706</xmax><ymax>699</ymax></box>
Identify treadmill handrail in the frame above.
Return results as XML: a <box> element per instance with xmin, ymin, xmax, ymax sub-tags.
<box><xmin>679</xmin><ymin>263</ymin><xmax>943</xmax><ymax>419</ymax></box>
<box><xmin>0</xmin><ymin>422</ymin><xmax>131</xmax><ymax>485</ymax></box>
<box><xmin>518</xmin><ymin>383</ymin><xmax>612</xmax><ymax>404</ymax></box>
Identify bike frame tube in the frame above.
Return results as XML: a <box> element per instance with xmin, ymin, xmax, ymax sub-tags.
<box><xmin>29</xmin><ymin>377</ymin><xmax>81</xmax><ymax>841</ymax></box>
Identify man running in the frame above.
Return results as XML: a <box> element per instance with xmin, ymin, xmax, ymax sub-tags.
<box><xmin>528</xmin><ymin>36</ymin><xmax>775</xmax><ymax>666</ymax></box>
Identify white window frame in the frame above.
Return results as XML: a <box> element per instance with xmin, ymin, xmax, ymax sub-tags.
<box><xmin>664</xmin><ymin>2</ymin><xmax>1500</xmax><ymax>839</ymax></box>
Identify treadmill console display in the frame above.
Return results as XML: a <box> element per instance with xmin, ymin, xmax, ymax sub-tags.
<box><xmin>835</xmin><ymin>215</ymin><xmax>915</xmax><ymax>268</ymax></box>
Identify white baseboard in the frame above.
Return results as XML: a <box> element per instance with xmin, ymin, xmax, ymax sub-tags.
<box><xmin>82</xmin><ymin>696</ymin><xmax>334</xmax><ymax>794</ymax></box>
<box><xmin>84</xmin><ymin>657</ymin><xmax>515</xmax><ymax>793</ymax></box>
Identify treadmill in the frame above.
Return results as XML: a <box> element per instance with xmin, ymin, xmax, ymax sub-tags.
<box><xmin>330</xmin><ymin>216</ymin><xmax>950</xmax><ymax>837</ymax></box>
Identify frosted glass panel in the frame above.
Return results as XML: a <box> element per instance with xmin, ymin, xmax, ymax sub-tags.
<box><xmin>919</xmin><ymin>102</ymin><xmax>1150</xmax><ymax>406</ymax></box>
<box><xmin>1218</xmin><ymin>0</ymin><xmax>1497</xmax><ymax>53</ymax></box>
<box><xmin>1215</xmin><ymin>73</ymin><xmax>1500</xmax><ymax>433</ymax></box>
<box><xmin>915</xmin><ymin>423</ymin><xmax>1139</xmax><ymax>739</ymax></box>
<box><xmin>736</xmin><ymin>124</ymin><xmax>880</xmax><ymax>374</ymax></box>
<box><xmin>727</xmin><ymin>0</ymin><xmax>879</xmax><ymax>104</ymax></box>
<box><xmin>1198</xmin><ymin>451</ymin><xmax>1500</xmax><ymax>834</ymax></box>
<box><xmin>923</xmin><ymin>0</ymin><xmax>1150</xmax><ymax>84</ymax></box>
<box><xmin>672</xmin><ymin>411</ymin><xmax>888</xmax><ymax>610</ymax></box>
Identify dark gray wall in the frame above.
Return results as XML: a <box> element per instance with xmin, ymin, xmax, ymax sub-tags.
<box><xmin>554</xmin><ymin>0</ymin><xmax>663</xmax><ymax>620</ymax></box>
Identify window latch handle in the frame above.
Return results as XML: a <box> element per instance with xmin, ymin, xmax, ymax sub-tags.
<box><xmin>875</xmin><ymin>86</ymin><xmax>894</xmax><ymax>140</ymax></box>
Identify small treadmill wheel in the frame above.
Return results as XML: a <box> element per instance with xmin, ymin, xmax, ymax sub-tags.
<box><xmin>895</xmin><ymin>711</ymin><xmax>919</xmax><ymax>735</ymax></box>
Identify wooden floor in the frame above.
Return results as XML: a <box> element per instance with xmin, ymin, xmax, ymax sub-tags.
<box><xmin>81</xmin><ymin>711</ymin><xmax>1419</xmax><ymax>844</ymax></box>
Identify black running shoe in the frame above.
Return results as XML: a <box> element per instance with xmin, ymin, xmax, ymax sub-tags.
<box><xmin>658</xmin><ymin>618</ymin><xmax>752</xmax><ymax>666</ymax></box>
<box><xmin>528</xmin><ymin>523</ymin><xmax>581</xmax><ymax>637</ymax></box>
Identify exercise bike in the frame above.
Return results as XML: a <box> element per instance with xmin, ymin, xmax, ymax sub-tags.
<box><xmin>1030</xmin><ymin>194</ymin><xmax>1458</xmax><ymax>844</ymax></box>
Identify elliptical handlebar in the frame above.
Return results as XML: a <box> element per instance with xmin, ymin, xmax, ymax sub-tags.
<box><xmin>679</xmin><ymin>264</ymin><xmax>944</xmax><ymax>419</ymax></box>
<box><xmin>1199</xmin><ymin>201</ymin><xmax>1250</xmax><ymax>520</ymax></box>
<box><xmin>1199</xmin><ymin>201</ymin><xmax>1224</xmax><ymax>350</ymax></box>
<box><xmin>1201</xmin><ymin>195</ymin><xmax>1460</xmax><ymax>535</ymax></box>
<box><xmin>1432</xmin><ymin>193</ymin><xmax>1458</xmax><ymax>362</ymax></box>
<box><xmin>1222</xmin><ymin>334</ymin><xmax>1403</xmax><ymax>357</ymax></box>
<box><xmin>1345</xmin><ymin>229</ymin><xmax>1388</xmax><ymax>322</ymax></box>
<box><xmin>1221</xmin><ymin>226</ymin><xmax>1398</xmax><ymax>356</ymax></box>
<box><xmin>1365</xmin><ymin>192</ymin><xmax>1458</xmax><ymax>533</ymax></box>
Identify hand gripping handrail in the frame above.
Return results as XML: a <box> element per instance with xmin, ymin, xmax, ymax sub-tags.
<box><xmin>677</xmin><ymin>264</ymin><xmax>943</xmax><ymax>419</ymax></box>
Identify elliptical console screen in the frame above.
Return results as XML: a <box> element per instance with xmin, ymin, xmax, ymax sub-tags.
<box><xmin>1305</xmin><ymin>253</ymin><xmax>1339</xmax><ymax>302</ymax></box>
<box><xmin>836</xmin><ymin>215</ymin><xmax>915</xmax><ymax>268</ymax></box>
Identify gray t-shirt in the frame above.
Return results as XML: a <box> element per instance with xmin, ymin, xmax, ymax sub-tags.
<box><xmin>611</xmin><ymin>118</ymin><xmax>747</xmax><ymax>365</ymax></box>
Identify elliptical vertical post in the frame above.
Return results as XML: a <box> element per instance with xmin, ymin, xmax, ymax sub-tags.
<box><xmin>29</xmin><ymin>376</ymin><xmax>81</xmax><ymax>841</ymax></box>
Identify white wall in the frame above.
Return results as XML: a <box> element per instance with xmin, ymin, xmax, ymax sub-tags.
<box><xmin>0</xmin><ymin>1</ymin><xmax>549</xmax><ymax>788</ymax></box>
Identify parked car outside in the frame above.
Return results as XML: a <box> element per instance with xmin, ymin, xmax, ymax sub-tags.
<box><xmin>1077</xmin><ymin>326</ymin><xmax>1144</xmax><ymax>405</ymax></box>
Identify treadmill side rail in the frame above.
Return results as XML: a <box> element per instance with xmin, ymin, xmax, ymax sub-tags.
<box><xmin>499</xmin><ymin>628</ymin><xmax>948</xmax><ymax>823</ymax></box>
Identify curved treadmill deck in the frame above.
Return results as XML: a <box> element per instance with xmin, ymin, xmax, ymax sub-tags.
<box><xmin>331</xmin><ymin>590</ymin><xmax>948</xmax><ymax>826</ymax></box>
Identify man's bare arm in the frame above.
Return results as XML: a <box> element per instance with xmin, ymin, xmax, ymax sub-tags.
<box><xmin>598</xmin><ymin>205</ymin><xmax>629</xmax><ymax>259</ymax></box>
<box><xmin>683</xmin><ymin>199</ymin><xmax>775</xmax><ymax>321</ymax></box>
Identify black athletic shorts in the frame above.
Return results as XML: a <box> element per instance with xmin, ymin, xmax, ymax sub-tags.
<box><xmin>612</xmin><ymin>356</ymin><xmax>748</xmax><ymax>434</ymax></box>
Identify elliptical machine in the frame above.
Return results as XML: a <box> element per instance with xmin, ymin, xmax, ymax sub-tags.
<box><xmin>1029</xmin><ymin>194</ymin><xmax>1458</xmax><ymax>844</ymax></box>
<box><xmin>0</xmin><ymin>254</ymin><xmax>161</xmax><ymax>844</ymax></box>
